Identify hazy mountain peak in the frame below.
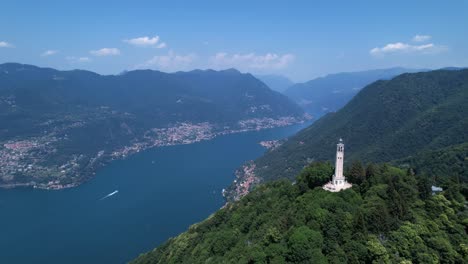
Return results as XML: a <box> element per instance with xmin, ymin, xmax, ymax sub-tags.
<box><xmin>255</xmin><ymin>74</ymin><xmax>294</xmax><ymax>92</ymax></box>
<box><xmin>284</xmin><ymin>67</ymin><xmax>427</xmax><ymax>117</ymax></box>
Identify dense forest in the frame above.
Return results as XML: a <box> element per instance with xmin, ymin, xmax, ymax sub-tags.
<box><xmin>396</xmin><ymin>142</ymin><xmax>468</xmax><ymax>183</ymax></box>
<box><xmin>132</xmin><ymin>162</ymin><xmax>467</xmax><ymax>263</ymax></box>
<box><xmin>247</xmin><ymin>69</ymin><xmax>468</xmax><ymax>189</ymax></box>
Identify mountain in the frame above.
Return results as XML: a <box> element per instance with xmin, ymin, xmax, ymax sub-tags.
<box><xmin>439</xmin><ymin>66</ymin><xmax>467</xmax><ymax>71</ymax></box>
<box><xmin>131</xmin><ymin>162</ymin><xmax>467</xmax><ymax>263</ymax></box>
<box><xmin>0</xmin><ymin>63</ymin><xmax>306</xmax><ymax>189</ymax></box>
<box><xmin>225</xmin><ymin>69</ymin><xmax>468</xmax><ymax>201</ymax></box>
<box><xmin>255</xmin><ymin>74</ymin><xmax>295</xmax><ymax>92</ymax></box>
<box><xmin>284</xmin><ymin>67</ymin><xmax>425</xmax><ymax>117</ymax></box>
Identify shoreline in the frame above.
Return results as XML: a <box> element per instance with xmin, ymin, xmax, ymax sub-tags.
<box><xmin>0</xmin><ymin>115</ymin><xmax>310</xmax><ymax>191</ymax></box>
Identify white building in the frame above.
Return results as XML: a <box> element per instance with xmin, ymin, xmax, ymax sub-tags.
<box><xmin>323</xmin><ymin>138</ymin><xmax>352</xmax><ymax>192</ymax></box>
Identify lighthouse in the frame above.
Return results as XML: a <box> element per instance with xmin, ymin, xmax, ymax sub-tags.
<box><xmin>323</xmin><ymin>138</ymin><xmax>352</xmax><ymax>192</ymax></box>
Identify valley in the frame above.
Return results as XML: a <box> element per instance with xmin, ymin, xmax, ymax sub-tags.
<box><xmin>0</xmin><ymin>63</ymin><xmax>308</xmax><ymax>189</ymax></box>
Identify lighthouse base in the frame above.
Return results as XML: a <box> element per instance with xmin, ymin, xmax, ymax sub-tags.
<box><xmin>323</xmin><ymin>181</ymin><xmax>352</xmax><ymax>192</ymax></box>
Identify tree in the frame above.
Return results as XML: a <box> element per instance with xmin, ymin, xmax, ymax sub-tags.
<box><xmin>416</xmin><ymin>174</ymin><xmax>432</xmax><ymax>200</ymax></box>
<box><xmin>363</xmin><ymin>196</ymin><xmax>392</xmax><ymax>233</ymax></box>
<box><xmin>296</xmin><ymin>162</ymin><xmax>334</xmax><ymax>192</ymax></box>
<box><xmin>361</xmin><ymin>163</ymin><xmax>378</xmax><ymax>193</ymax></box>
<box><xmin>366</xmin><ymin>163</ymin><xmax>377</xmax><ymax>179</ymax></box>
<box><xmin>366</xmin><ymin>235</ymin><xmax>390</xmax><ymax>263</ymax></box>
<box><xmin>443</xmin><ymin>175</ymin><xmax>465</xmax><ymax>203</ymax></box>
<box><xmin>353</xmin><ymin>209</ymin><xmax>368</xmax><ymax>235</ymax></box>
<box><xmin>287</xmin><ymin>226</ymin><xmax>324</xmax><ymax>263</ymax></box>
<box><xmin>348</xmin><ymin>160</ymin><xmax>366</xmax><ymax>185</ymax></box>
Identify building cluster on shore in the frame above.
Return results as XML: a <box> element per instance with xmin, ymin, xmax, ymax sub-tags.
<box><xmin>1</xmin><ymin>116</ymin><xmax>306</xmax><ymax>190</ymax></box>
<box><xmin>259</xmin><ymin>140</ymin><xmax>283</xmax><ymax>150</ymax></box>
<box><xmin>227</xmin><ymin>162</ymin><xmax>259</xmax><ymax>201</ymax></box>
<box><xmin>0</xmin><ymin>138</ymin><xmax>55</xmax><ymax>183</ymax></box>
<box><xmin>111</xmin><ymin>116</ymin><xmax>306</xmax><ymax>159</ymax></box>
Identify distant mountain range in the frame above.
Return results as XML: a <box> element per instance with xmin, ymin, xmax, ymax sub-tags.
<box><xmin>255</xmin><ymin>74</ymin><xmax>295</xmax><ymax>92</ymax></box>
<box><xmin>284</xmin><ymin>67</ymin><xmax>427</xmax><ymax>117</ymax></box>
<box><xmin>0</xmin><ymin>63</ymin><xmax>306</xmax><ymax>189</ymax></box>
<box><xmin>226</xmin><ymin>68</ymin><xmax>468</xmax><ymax>201</ymax></box>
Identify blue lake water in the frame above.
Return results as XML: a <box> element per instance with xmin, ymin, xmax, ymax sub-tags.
<box><xmin>0</xmin><ymin>122</ymin><xmax>310</xmax><ymax>264</ymax></box>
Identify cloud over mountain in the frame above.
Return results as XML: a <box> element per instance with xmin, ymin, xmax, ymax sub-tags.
<box><xmin>412</xmin><ymin>34</ymin><xmax>432</xmax><ymax>42</ymax></box>
<box><xmin>370</xmin><ymin>42</ymin><xmax>435</xmax><ymax>55</ymax></box>
<box><xmin>41</xmin><ymin>50</ymin><xmax>59</xmax><ymax>57</ymax></box>
<box><xmin>210</xmin><ymin>52</ymin><xmax>295</xmax><ymax>70</ymax></box>
<box><xmin>370</xmin><ymin>34</ymin><xmax>447</xmax><ymax>57</ymax></box>
<box><xmin>66</xmin><ymin>56</ymin><xmax>91</xmax><ymax>63</ymax></box>
<box><xmin>138</xmin><ymin>51</ymin><xmax>196</xmax><ymax>71</ymax></box>
<box><xmin>124</xmin><ymin>36</ymin><xmax>167</xmax><ymax>48</ymax></box>
<box><xmin>90</xmin><ymin>48</ymin><xmax>121</xmax><ymax>56</ymax></box>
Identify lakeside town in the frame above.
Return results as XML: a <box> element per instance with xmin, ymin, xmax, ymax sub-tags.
<box><xmin>0</xmin><ymin>115</ymin><xmax>310</xmax><ymax>190</ymax></box>
<box><xmin>259</xmin><ymin>139</ymin><xmax>283</xmax><ymax>151</ymax></box>
<box><xmin>223</xmin><ymin>161</ymin><xmax>259</xmax><ymax>202</ymax></box>
<box><xmin>110</xmin><ymin>115</ymin><xmax>309</xmax><ymax>159</ymax></box>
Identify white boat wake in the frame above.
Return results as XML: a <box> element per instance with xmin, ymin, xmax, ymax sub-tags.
<box><xmin>100</xmin><ymin>190</ymin><xmax>119</xmax><ymax>200</ymax></box>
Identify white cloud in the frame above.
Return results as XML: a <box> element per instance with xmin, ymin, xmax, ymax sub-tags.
<box><xmin>0</xmin><ymin>41</ymin><xmax>14</xmax><ymax>48</ymax></box>
<box><xmin>90</xmin><ymin>48</ymin><xmax>120</xmax><ymax>56</ymax></box>
<box><xmin>412</xmin><ymin>35</ymin><xmax>431</xmax><ymax>42</ymax></box>
<box><xmin>137</xmin><ymin>51</ymin><xmax>196</xmax><ymax>71</ymax></box>
<box><xmin>210</xmin><ymin>52</ymin><xmax>295</xmax><ymax>70</ymax></box>
<box><xmin>156</xmin><ymin>42</ymin><xmax>167</xmax><ymax>49</ymax></box>
<box><xmin>124</xmin><ymin>36</ymin><xmax>167</xmax><ymax>48</ymax></box>
<box><xmin>370</xmin><ymin>42</ymin><xmax>445</xmax><ymax>56</ymax></box>
<box><xmin>78</xmin><ymin>57</ymin><xmax>91</xmax><ymax>62</ymax></box>
<box><xmin>66</xmin><ymin>56</ymin><xmax>91</xmax><ymax>63</ymax></box>
<box><xmin>41</xmin><ymin>50</ymin><xmax>59</xmax><ymax>57</ymax></box>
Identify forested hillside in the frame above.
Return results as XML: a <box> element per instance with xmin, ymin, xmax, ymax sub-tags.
<box><xmin>397</xmin><ymin>143</ymin><xmax>468</xmax><ymax>182</ymax></box>
<box><xmin>132</xmin><ymin>162</ymin><xmax>467</xmax><ymax>263</ymax></box>
<box><xmin>240</xmin><ymin>69</ymin><xmax>468</xmax><ymax>193</ymax></box>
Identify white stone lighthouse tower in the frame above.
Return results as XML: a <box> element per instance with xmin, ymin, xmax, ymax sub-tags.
<box><xmin>323</xmin><ymin>138</ymin><xmax>352</xmax><ymax>192</ymax></box>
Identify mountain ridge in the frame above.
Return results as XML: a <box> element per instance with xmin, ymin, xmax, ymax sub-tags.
<box><xmin>0</xmin><ymin>63</ymin><xmax>306</xmax><ymax>190</ymax></box>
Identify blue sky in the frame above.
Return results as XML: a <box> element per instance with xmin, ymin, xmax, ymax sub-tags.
<box><xmin>1</xmin><ymin>0</ymin><xmax>467</xmax><ymax>81</ymax></box>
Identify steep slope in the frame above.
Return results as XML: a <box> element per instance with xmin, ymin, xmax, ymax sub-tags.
<box><xmin>397</xmin><ymin>142</ymin><xmax>468</xmax><ymax>181</ymax></box>
<box><xmin>285</xmin><ymin>67</ymin><xmax>425</xmax><ymax>117</ymax></box>
<box><xmin>255</xmin><ymin>74</ymin><xmax>295</xmax><ymax>93</ymax></box>
<box><xmin>0</xmin><ymin>63</ymin><xmax>305</xmax><ymax>189</ymax></box>
<box><xmin>226</xmin><ymin>69</ymin><xmax>468</xmax><ymax>200</ymax></box>
<box><xmin>132</xmin><ymin>163</ymin><xmax>467</xmax><ymax>263</ymax></box>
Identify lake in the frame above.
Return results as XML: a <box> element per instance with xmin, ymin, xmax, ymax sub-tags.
<box><xmin>0</xmin><ymin>122</ymin><xmax>310</xmax><ymax>264</ymax></box>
